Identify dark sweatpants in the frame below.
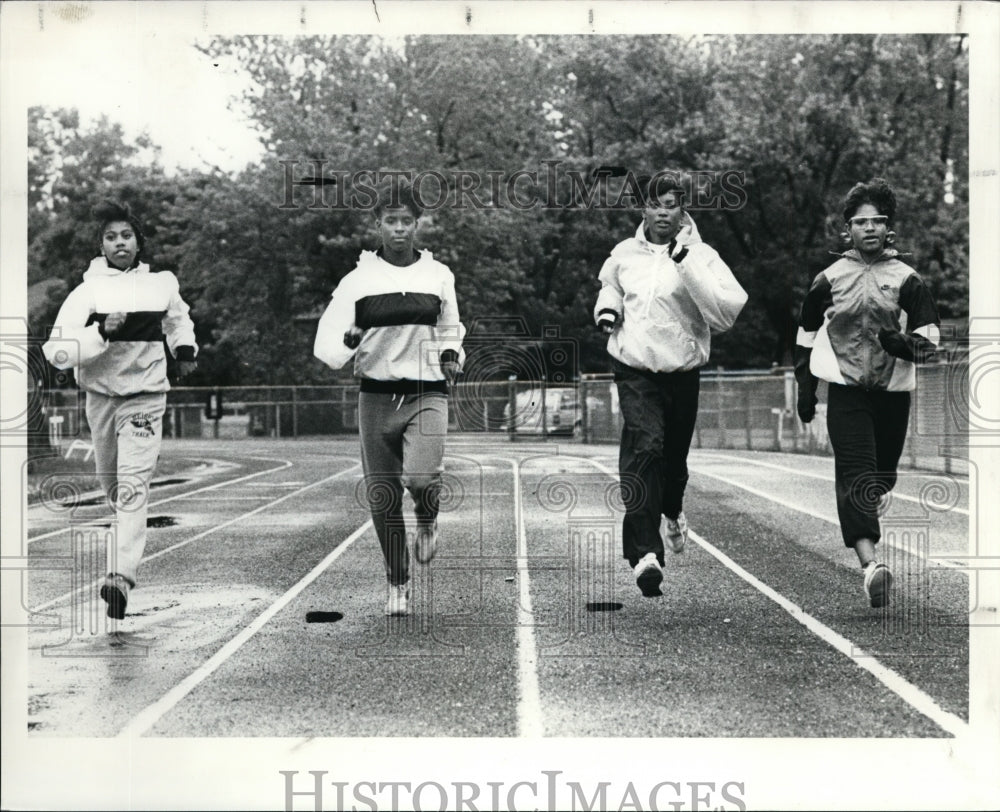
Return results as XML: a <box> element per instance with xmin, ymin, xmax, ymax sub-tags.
<box><xmin>613</xmin><ymin>360</ymin><xmax>701</xmax><ymax>567</ymax></box>
<box><xmin>358</xmin><ymin>391</ymin><xmax>448</xmax><ymax>586</ymax></box>
<box><xmin>825</xmin><ymin>383</ymin><xmax>911</xmax><ymax>547</ymax></box>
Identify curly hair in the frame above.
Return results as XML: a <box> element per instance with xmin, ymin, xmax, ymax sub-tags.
<box><xmin>842</xmin><ymin>177</ymin><xmax>897</xmax><ymax>224</ymax></box>
<box><xmin>94</xmin><ymin>200</ymin><xmax>147</xmax><ymax>258</ymax></box>
<box><xmin>374</xmin><ymin>178</ymin><xmax>423</xmax><ymax>219</ymax></box>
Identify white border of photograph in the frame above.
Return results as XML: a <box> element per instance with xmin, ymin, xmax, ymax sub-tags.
<box><xmin>2</xmin><ymin>2</ymin><xmax>997</xmax><ymax>810</ymax></box>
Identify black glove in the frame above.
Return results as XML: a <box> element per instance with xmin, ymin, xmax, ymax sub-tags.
<box><xmin>343</xmin><ymin>327</ymin><xmax>363</xmax><ymax>349</ymax></box>
<box><xmin>794</xmin><ymin>344</ymin><xmax>819</xmax><ymax>423</ymax></box>
<box><xmin>596</xmin><ymin>310</ymin><xmax>618</xmax><ymax>334</ymax></box>
<box><xmin>878</xmin><ymin>328</ymin><xmax>935</xmax><ymax>363</ymax></box>
<box><xmin>667</xmin><ymin>239</ymin><xmax>689</xmax><ymax>264</ymax></box>
<box><xmin>797</xmin><ymin>391</ymin><xmax>817</xmax><ymax>424</ymax></box>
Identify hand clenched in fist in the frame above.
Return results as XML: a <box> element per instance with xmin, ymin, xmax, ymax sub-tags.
<box><xmin>103</xmin><ymin>312</ymin><xmax>127</xmax><ymax>336</ymax></box>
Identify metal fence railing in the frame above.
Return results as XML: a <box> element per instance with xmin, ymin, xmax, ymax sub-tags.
<box><xmin>36</xmin><ymin>362</ymin><xmax>968</xmax><ymax>474</ymax></box>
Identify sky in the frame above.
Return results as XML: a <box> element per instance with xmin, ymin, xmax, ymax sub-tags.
<box><xmin>19</xmin><ymin>9</ymin><xmax>265</xmax><ymax>173</ymax></box>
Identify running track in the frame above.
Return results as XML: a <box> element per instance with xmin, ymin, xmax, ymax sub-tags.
<box><xmin>20</xmin><ymin>435</ymin><xmax>975</xmax><ymax>741</ymax></box>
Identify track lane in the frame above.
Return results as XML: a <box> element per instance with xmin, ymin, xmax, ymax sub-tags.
<box><xmin>27</xmin><ymin>444</ymin><xmax>370</xmax><ymax>736</ymax></box>
<box><xmin>26</xmin><ymin>451</ymin><xmax>291</xmax><ymax>541</ymax></box>
<box><xmin>141</xmin><ymin>455</ymin><xmax>524</xmax><ymax>737</ymax></box>
<box><xmin>521</xmin><ymin>455</ymin><xmax>962</xmax><ymax>737</ymax></box>
<box><xmin>26</xmin><ymin>439</ymin><xmax>970</xmax><ymax>738</ymax></box>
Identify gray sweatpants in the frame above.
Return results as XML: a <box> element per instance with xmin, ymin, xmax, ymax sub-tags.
<box><xmin>358</xmin><ymin>391</ymin><xmax>448</xmax><ymax>586</ymax></box>
<box><xmin>86</xmin><ymin>391</ymin><xmax>166</xmax><ymax>587</ymax></box>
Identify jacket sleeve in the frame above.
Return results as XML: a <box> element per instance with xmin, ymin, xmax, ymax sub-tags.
<box><xmin>594</xmin><ymin>257</ymin><xmax>624</xmax><ymax>327</ymax></box>
<box><xmin>41</xmin><ymin>282</ymin><xmax>109</xmax><ymax>369</ymax></box>
<box><xmin>436</xmin><ymin>269</ymin><xmax>466</xmax><ymax>368</ymax></box>
<box><xmin>878</xmin><ymin>272</ymin><xmax>941</xmax><ymax>362</ymax></box>
<box><xmin>161</xmin><ymin>273</ymin><xmax>198</xmax><ymax>361</ymax></box>
<box><xmin>313</xmin><ymin>277</ymin><xmax>358</xmax><ymax>371</ymax></box>
<box><xmin>794</xmin><ymin>272</ymin><xmax>831</xmax><ymax>402</ymax></box>
<box><xmin>793</xmin><ymin>345</ymin><xmax>817</xmax><ymax>407</ymax></box>
<box><xmin>673</xmin><ymin>243</ymin><xmax>748</xmax><ymax>333</ymax></box>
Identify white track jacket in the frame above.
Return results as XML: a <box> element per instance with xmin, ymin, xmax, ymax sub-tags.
<box><xmin>594</xmin><ymin>215</ymin><xmax>747</xmax><ymax>373</ymax></box>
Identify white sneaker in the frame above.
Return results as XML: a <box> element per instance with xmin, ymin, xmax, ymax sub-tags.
<box><xmin>863</xmin><ymin>562</ymin><xmax>892</xmax><ymax>608</ymax></box>
<box><xmin>384</xmin><ymin>583</ymin><xmax>410</xmax><ymax>616</ymax></box>
<box><xmin>663</xmin><ymin>512</ymin><xmax>688</xmax><ymax>554</ymax></box>
<box><xmin>414</xmin><ymin>519</ymin><xmax>439</xmax><ymax>564</ymax></box>
<box><xmin>634</xmin><ymin>552</ymin><xmax>663</xmax><ymax>597</ymax></box>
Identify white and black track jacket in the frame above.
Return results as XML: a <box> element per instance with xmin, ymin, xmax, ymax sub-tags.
<box><xmin>313</xmin><ymin>249</ymin><xmax>466</xmax><ymax>394</ymax></box>
<box><xmin>42</xmin><ymin>258</ymin><xmax>197</xmax><ymax>397</ymax></box>
<box><xmin>795</xmin><ymin>248</ymin><xmax>940</xmax><ymax>394</ymax></box>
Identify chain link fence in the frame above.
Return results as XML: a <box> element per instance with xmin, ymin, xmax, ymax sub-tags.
<box><xmin>37</xmin><ymin>362</ymin><xmax>968</xmax><ymax>474</ymax></box>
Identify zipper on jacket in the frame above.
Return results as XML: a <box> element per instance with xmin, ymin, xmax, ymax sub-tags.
<box><xmin>860</xmin><ymin>255</ymin><xmax>887</xmax><ymax>390</ymax></box>
<box><xmin>861</xmin><ymin>262</ymin><xmax>871</xmax><ymax>389</ymax></box>
<box><xmin>642</xmin><ymin>245</ymin><xmax>658</xmax><ymax>319</ymax></box>
<box><xmin>642</xmin><ymin>244</ymin><xmax>672</xmax><ymax>319</ymax></box>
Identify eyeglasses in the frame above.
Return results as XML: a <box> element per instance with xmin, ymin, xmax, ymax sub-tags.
<box><xmin>848</xmin><ymin>216</ymin><xmax>888</xmax><ymax>228</ymax></box>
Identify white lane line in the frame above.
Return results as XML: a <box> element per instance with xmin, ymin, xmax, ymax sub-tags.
<box><xmin>580</xmin><ymin>453</ymin><xmax>845</xmax><ymax>525</ymax></box>
<box><xmin>580</xmin><ymin>448</ymin><xmax>969</xmax><ymax>572</ymax></box>
<box><xmin>27</xmin><ymin>457</ymin><xmax>295</xmax><ymax>544</ymax></box>
<box><xmin>685</xmin><ymin>465</ymin><xmax>968</xmax><ymax>571</ymax></box>
<box><xmin>578</xmin><ymin>457</ymin><xmax>967</xmax><ymax>738</ymax></box>
<box><xmin>29</xmin><ymin>464</ymin><xmax>362</xmax><ymax>613</ymax></box>
<box><xmin>25</xmin><ymin>459</ymin><xmax>242</xmax><ymax>510</ymax></box>
<box><xmin>688</xmin><ymin>527</ymin><xmax>968</xmax><ymax>737</ymax></box>
<box><xmin>118</xmin><ymin>519</ymin><xmax>373</xmax><ymax>739</ymax></box>
<box><xmin>508</xmin><ymin>457</ymin><xmax>544</xmax><ymax>737</ymax></box>
<box><xmin>169</xmin><ymin>496</ymin><xmax>276</xmax><ymax>501</ymax></box>
<box><xmin>690</xmin><ymin>451</ymin><xmax>970</xmax><ymax>516</ymax></box>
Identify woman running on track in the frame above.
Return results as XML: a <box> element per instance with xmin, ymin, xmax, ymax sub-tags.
<box><xmin>795</xmin><ymin>177</ymin><xmax>941</xmax><ymax>608</ymax></box>
<box><xmin>594</xmin><ymin>173</ymin><xmax>747</xmax><ymax>598</ymax></box>
<box><xmin>314</xmin><ymin>180</ymin><xmax>465</xmax><ymax>616</ymax></box>
<box><xmin>43</xmin><ymin>200</ymin><xmax>198</xmax><ymax>619</ymax></box>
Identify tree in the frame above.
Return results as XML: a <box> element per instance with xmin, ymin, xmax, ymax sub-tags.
<box><xmin>699</xmin><ymin>35</ymin><xmax>969</xmax><ymax>363</ymax></box>
<box><xmin>29</xmin><ymin>35</ymin><xmax>968</xmax><ymax>385</ymax></box>
<box><xmin>28</xmin><ymin>107</ymin><xmax>176</xmax><ymax>290</ymax></box>
<box><xmin>27</xmin><ymin>107</ymin><xmax>201</xmax><ymax>388</ymax></box>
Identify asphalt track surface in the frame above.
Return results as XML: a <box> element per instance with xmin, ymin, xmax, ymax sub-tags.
<box><xmin>24</xmin><ymin>436</ymin><xmax>970</xmax><ymax>739</ymax></box>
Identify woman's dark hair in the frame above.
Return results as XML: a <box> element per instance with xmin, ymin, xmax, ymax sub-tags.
<box><xmin>374</xmin><ymin>179</ymin><xmax>423</xmax><ymax>219</ymax></box>
<box><xmin>638</xmin><ymin>171</ymin><xmax>687</xmax><ymax>207</ymax></box>
<box><xmin>94</xmin><ymin>199</ymin><xmax>147</xmax><ymax>259</ymax></box>
<box><xmin>842</xmin><ymin>177</ymin><xmax>897</xmax><ymax>223</ymax></box>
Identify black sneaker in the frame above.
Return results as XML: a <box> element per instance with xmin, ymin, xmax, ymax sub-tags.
<box><xmin>99</xmin><ymin>573</ymin><xmax>130</xmax><ymax>620</ymax></box>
